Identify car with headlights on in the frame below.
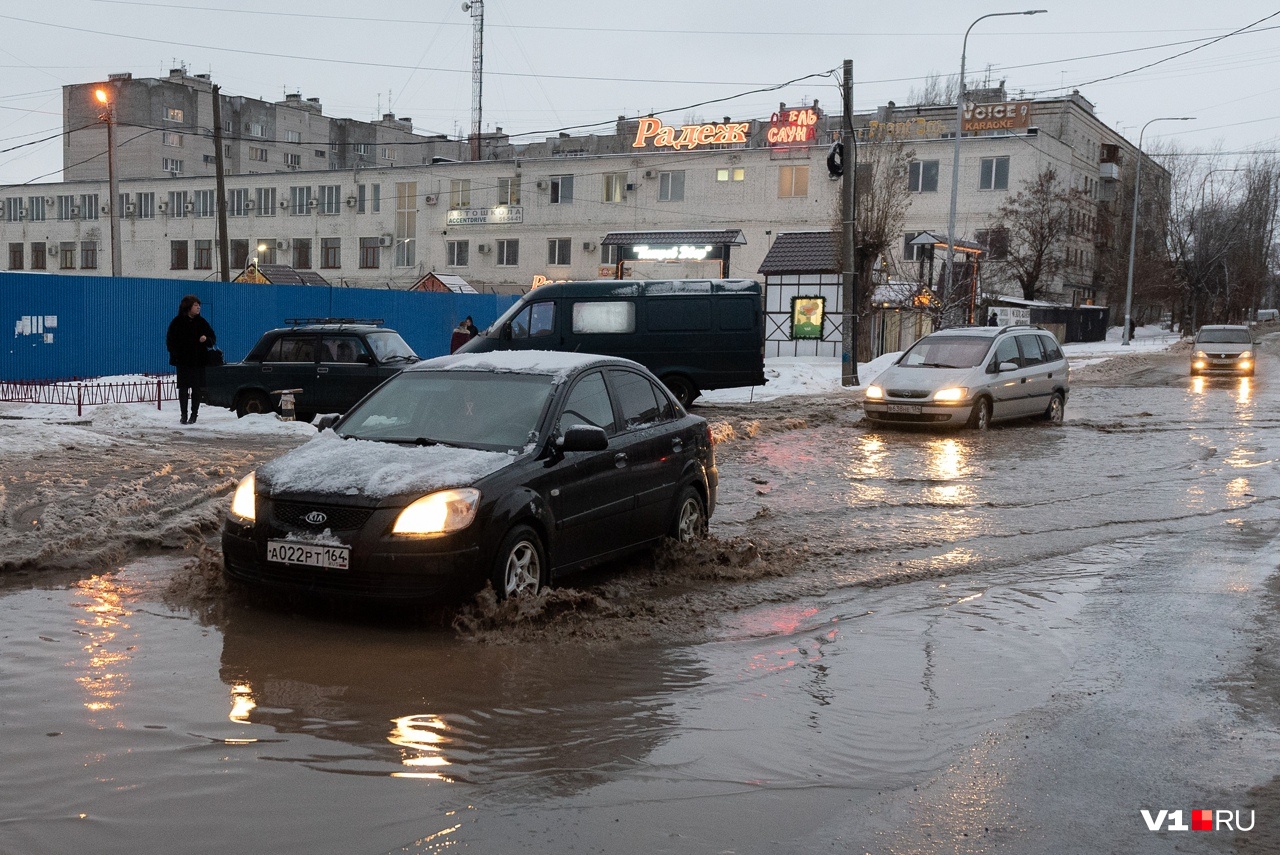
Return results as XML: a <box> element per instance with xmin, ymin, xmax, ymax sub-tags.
<box><xmin>221</xmin><ymin>351</ymin><xmax>717</xmax><ymax>603</ymax></box>
<box><xmin>862</xmin><ymin>325</ymin><xmax>1069</xmax><ymax>430</ymax></box>
<box><xmin>1191</xmin><ymin>324</ymin><xmax>1255</xmax><ymax>376</ymax></box>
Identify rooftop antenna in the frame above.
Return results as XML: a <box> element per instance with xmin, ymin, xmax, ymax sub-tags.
<box><xmin>462</xmin><ymin>0</ymin><xmax>484</xmax><ymax>160</ymax></box>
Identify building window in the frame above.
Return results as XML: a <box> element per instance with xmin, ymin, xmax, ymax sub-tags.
<box><xmin>256</xmin><ymin>238</ymin><xmax>276</xmax><ymax>265</ymax></box>
<box><xmin>979</xmin><ymin>156</ymin><xmax>1010</xmax><ymax>191</ymax></box>
<box><xmin>778</xmin><ymin>165</ymin><xmax>809</xmax><ymax>198</ymax></box>
<box><xmin>57</xmin><ymin>195</ymin><xmax>75</xmax><ymax>221</ymax></box>
<box><xmin>59</xmin><ymin>242</ymin><xmax>76</xmax><ymax>269</ymax></box>
<box><xmin>248</xmin><ymin>122</ymin><xmax>264</xmax><ymax>137</ymax></box>
<box><xmin>658</xmin><ymin>170</ymin><xmax>685</xmax><ymax>202</ymax></box>
<box><xmin>371</xmin><ymin>183</ymin><xmax>381</xmax><ymax>213</ymax></box>
<box><xmin>382</xmin><ymin>146</ymin><xmax>395</xmax><ymax>162</ymax></box>
<box><xmin>168</xmin><ymin>190</ymin><xmax>189</xmax><ymax>218</ymax></box>
<box><xmin>903</xmin><ymin>231</ymin><xmax>930</xmax><ymax>262</ymax></box>
<box><xmin>135</xmin><ymin>192</ymin><xmax>155</xmax><ymax>219</ymax></box>
<box><xmin>356</xmin><ymin>184</ymin><xmax>367</xmax><ymax>213</ymax></box>
<box><xmin>602</xmin><ymin>172</ymin><xmax>627</xmax><ymax>203</ymax></box>
<box><xmin>285</xmin><ymin>130</ymin><xmax>301</xmax><ymax>144</ymax></box>
<box><xmin>449</xmin><ymin>179</ymin><xmax>471</xmax><ymax>209</ymax></box>
<box><xmin>498</xmin><ymin>177</ymin><xmax>521</xmax><ymax>206</ymax></box>
<box><xmin>162</xmin><ymin>132</ymin><xmax>183</xmax><ymax>147</ymax></box>
<box><xmin>249</xmin><ymin>147</ymin><xmax>268</xmax><ymax>162</ymax></box>
<box><xmin>9</xmin><ymin>242</ymin><xmax>23</xmax><ymax>270</ymax></box>
<box><xmin>908</xmin><ymin>160</ymin><xmax>940</xmax><ymax>193</ymax></box>
<box><xmin>293</xmin><ymin>239</ymin><xmax>312</xmax><ymax>269</ymax></box>
<box><xmin>321</xmin><ymin>237</ymin><xmax>340</xmax><ymax>269</ymax></box>
<box><xmin>359</xmin><ymin>237</ymin><xmax>380</xmax><ymax>269</ymax></box>
<box><xmin>447</xmin><ymin>240</ymin><xmax>469</xmax><ymax>267</ymax></box>
<box><xmin>170</xmin><ymin>240</ymin><xmax>188</xmax><ymax>270</ymax></box>
<box><xmin>194</xmin><ymin>239</ymin><xmax>213</xmax><ymax>270</ymax></box>
<box><xmin>230</xmin><ymin>239</ymin><xmax>249</xmax><ymax>268</ymax></box>
<box><xmin>354</xmin><ymin>143</ymin><xmax>372</xmax><ymax>156</ymax></box>
<box><xmin>256</xmin><ymin>187</ymin><xmax>276</xmax><ymax>216</ymax></box>
<box><xmin>163</xmin><ymin>157</ymin><xmax>183</xmax><ymax>174</ymax></box>
<box><xmin>395</xmin><ymin>182</ymin><xmax>416</xmax><ymax>267</ymax></box>
<box><xmin>319</xmin><ymin>184</ymin><xmax>341</xmax><ymax>215</ymax></box>
<box><xmin>550</xmin><ymin>174</ymin><xmax>574</xmax><ymax>204</ymax></box>
<box><xmin>4</xmin><ymin>198</ymin><xmax>21</xmax><ymax>222</ymax></box>
<box><xmin>166</xmin><ymin>107</ymin><xmax>183</xmax><ymax>122</ymax></box>
<box><xmin>497</xmin><ymin>238</ymin><xmax>519</xmax><ymax>267</ymax></box>
<box><xmin>27</xmin><ymin>196</ymin><xmax>45</xmax><ymax>222</ymax></box>
<box><xmin>547</xmin><ymin>238</ymin><xmax>571</xmax><ymax>266</ymax></box>
<box><xmin>80</xmin><ymin>194</ymin><xmax>99</xmax><ymax>220</ymax></box>
<box><xmin>284</xmin><ymin>153</ymin><xmax>301</xmax><ymax>169</ymax></box>
<box><xmin>193</xmin><ymin>189</ymin><xmax>216</xmax><ymax>218</ymax></box>
<box><xmin>228</xmin><ymin>188</ymin><xmax>249</xmax><ymax>217</ymax></box>
<box><xmin>600</xmin><ymin>244</ymin><xmax>620</xmax><ymax>265</ymax></box>
<box><xmin>289</xmin><ymin>185</ymin><xmax>312</xmax><ymax>214</ymax></box>
<box><xmin>30</xmin><ymin>242</ymin><xmax>46</xmax><ymax>270</ymax></box>
<box><xmin>716</xmin><ymin>167</ymin><xmax>745</xmax><ymax>182</ymax></box>
<box><xmin>976</xmin><ymin>227</ymin><xmax>1010</xmax><ymax>260</ymax></box>
<box><xmin>80</xmin><ymin>241</ymin><xmax>97</xmax><ymax>269</ymax></box>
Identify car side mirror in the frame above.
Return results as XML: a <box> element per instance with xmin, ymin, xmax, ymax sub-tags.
<box><xmin>557</xmin><ymin>425</ymin><xmax>608</xmax><ymax>452</ymax></box>
<box><xmin>356</xmin><ymin>353</ymin><xmax>375</xmax><ymax>365</ymax></box>
<box><xmin>999</xmin><ymin>361</ymin><xmax>1019</xmax><ymax>372</ymax></box>
<box><xmin>315</xmin><ymin>414</ymin><xmax>340</xmax><ymax>431</ymax></box>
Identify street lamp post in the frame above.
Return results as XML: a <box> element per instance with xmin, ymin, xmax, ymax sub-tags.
<box><xmin>93</xmin><ymin>86</ymin><xmax>122</xmax><ymax>277</ymax></box>
<box><xmin>1122</xmin><ymin>116</ymin><xmax>1194</xmax><ymax>345</ymax></box>
<box><xmin>944</xmin><ymin>10</ymin><xmax>1045</xmax><ymax>324</ymax></box>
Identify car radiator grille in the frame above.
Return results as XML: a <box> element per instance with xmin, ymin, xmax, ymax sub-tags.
<box><xmin>886</xmin><ymin>389</ymin><xmax>931</xmax><ymax>399</ymax></box>
<box><xmin>272</xmin><ymin>500</ymin><xmax>373</xmax><ymax>531</ymax></box>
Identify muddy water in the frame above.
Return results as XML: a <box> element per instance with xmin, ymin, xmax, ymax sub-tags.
<box><xmin>4</xmin><ymin>344</ymin><xmax>1280</xmax><ymax>853</ymax></box>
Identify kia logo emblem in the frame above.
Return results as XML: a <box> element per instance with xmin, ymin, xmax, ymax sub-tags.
<box><xmin>304</xmin><ymin>511</ymin><xmax>328</xmax><ymax>526</ymax></box>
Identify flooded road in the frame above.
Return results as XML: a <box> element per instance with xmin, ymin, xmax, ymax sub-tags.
<box><xmin>3</xmin><ymin>341</ymin><xmax>1280</xmax><ymax>853</ymax></box>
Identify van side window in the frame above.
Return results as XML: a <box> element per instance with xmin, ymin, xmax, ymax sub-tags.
<box><xmin>1016</xmin><ymin>334</ymin><xmax>1046</xmax><ymax>367</ymax></box>
<box><xmin>609</xmin><ymin>369</ymin><xmax>662</xmax><ymax>429</ymax></box>
<box><xmin>511</xmin><ymin>302</ymin><xmax>555</xmax><ymax>338</ymax></box>
<box><xmin>718</xmin><ymin>297</ymin><xmax>756</xmax><ymax>330</ymax></box>
<box><xmin>572</xmin><ymin>301</ymin><xmax>635</xmax><ymax>334</ymax></box>
<box><xmin>649</xmin><ymin>298</ymin><xmax>711</xmax><ymax>331</ymax></box>
<box><xmin>992</xmin><ymin>337</ymin><xmax>1019</xmax><ymax>369</ymax></box>
<box><xmin>557</xmin><ymin>371</ymin><xmax>615</xmax><ymax>435</ymax></box>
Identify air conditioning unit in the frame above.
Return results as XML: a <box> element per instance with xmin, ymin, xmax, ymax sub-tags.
<box><xmin>345</xmin><ymin>196</ymin><xmax>358</xmax><ymax>207</ymax></box>
<box><xmin>279</xmin><ymin>200</ymin><xmax>290</xmax><ymax>209</ymax></box>
<box><xmin>184</xmin><ymin>201</ymin><xmax>195</xmax><ymax>212</ymax></box>
<box><xmin>535</xmin><ymin>179</ymin><xmax>548</xmax><ymax>190</ymax></box>
<box><xmin>70</xmin><ymin>205</ymin><xmax>80</xmax><ymax>218</ymax></box>
<box><xmin>643</xmin><ymin>169</ymin><xmax>657</xmax><ymax>179</ymax></box>
<box><xmin>307</xmin><ymin>198</ymin><xmax>318</xmax><ymax>208</ymax></box>
<box><xmin>424</xmin><ymin>194</ymin><xmax>439</xmax><ymax>205</ymax></box>
<box><xmin>100</xmin><ymin>204</ymin><xmax>111</xmax><ymax>214</ymax></box>
<box><xmin>125</xmin><ymin>203</ymin><xmax>136</xmax><ymax>216</ymax></box>
<box><xmin>582</xmin><ymin>241</ymin><xmax>597</xmax><ymax>252</ymax></box>
<box><xmin>377</xmin><ymin>235</ymin><xmax>393</xmax><ymax>247</ymax></box>
<box><xmin>15</xmin><ymin>209</ymin><xmax>24</xmax><ymax>221</ymax></box>
<box><xmin>157</xmin><ymin>201</ymin><xmax>169</xmax><ymax>213</ymax></box>
<box><xmin>276</xmin><ymin>239</ymin><xmax>291</xmax><ymax>251</ymax></box>
<box><xmin>477</xmin><ymin>242</ymin><xmax>492</xmax><ymax>254</ymax></box>
<box><xmin>245</xmin><ymin>200</ymin><xmax>256</xmax><ymax>210</ymax></box>
<box><xmin>44</xmin><ymin>196</ymin><xmax>55</xmax><ymax>206</ymax></box>
<box><xmin>624</xmin><ymin>183</ymin><xmax>637</xmax><ymax>191</ymax></box>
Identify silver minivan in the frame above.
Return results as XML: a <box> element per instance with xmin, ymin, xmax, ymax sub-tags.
<box><xmin>863</xmin><ymin>325</ymin><xmax>1070</xmax><ymax>430</ymax></box>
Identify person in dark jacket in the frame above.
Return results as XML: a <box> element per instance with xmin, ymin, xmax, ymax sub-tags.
<box><xmin>166</xmin><ymin>294</ymin><xmax>216</xmax><ymax>424</ymax></box>
<box><xmin>449</xmin><ymin>315</ymin><xmax>479</xmax><ymax>353</ymax></box>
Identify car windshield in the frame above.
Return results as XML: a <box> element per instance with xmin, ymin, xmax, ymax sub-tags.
<box><xmin>337</xmin><ymin>370</ymin><xmax>555</xmax><ymax>451</ymax></box>
<box><xmin>899</xmin><ymin>335</ymin><xmax>992</xmax><ymax>369</ymax></box>
<box><xmin>1196</xmin><ymin>329</ymin><xmax>1252</xmax><ymax>344</ymax></box>
<box><xmin>365</xmin><ymin>331</ymin><xmax>419</xmax><ymax>362</ymax></box>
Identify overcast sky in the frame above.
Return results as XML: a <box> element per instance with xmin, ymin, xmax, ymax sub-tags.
<box><xmin>1</xmin><ymin>0</ymin><xmax>1278</xmax><ymax>187</ymax></box>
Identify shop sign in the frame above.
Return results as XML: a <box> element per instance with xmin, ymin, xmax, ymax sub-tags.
<box><xmin>856</xmin><ymin>117</ymin><xmax>946</xmax><ymax>141</ymax></box>
<box><xmin>632</xmin><ymin>116</ymin><xmax>750</xmax><ymax>150</ymax></box>
<box><xmin>445</xmin><ymin>206</ymin><xmax>524</xmax><ymax>226</ymax></box>
<box><xmin>633</xmin><ymin>244</ymin><xmax>714</xmax><ymax>261</ymax></box>
<box><xmin>768</xmin><ymin>106</ymin><xmax>821</xmax><ymax>147</ymax></box>
<box><xmin>791</xmin><ymin>296</ymin><xmax>825</xmax><ymax>340</ymax></box>
<box><xmin>531</xmin><ymin>275</ymin><xmax>571</xmax><ymax>288</ymax></box>
<box><xmin>961</xmin><ymin>101</ymin><xmax>1032</xmax><ymax>132</ymax></box>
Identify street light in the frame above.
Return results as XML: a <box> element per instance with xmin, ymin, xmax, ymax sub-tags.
<box><xmin>944</xmin><ymin>10</ymin><xmax>1045</xmax><ymax>324</ymax></box>
<box><xmin>1122</xmin><ymin>116</ymin><xmax>1194</xmax><ymax>345</ymax></box>
<box><xmin>93</xmin><ymin>85</ymin><xmax>122</xmax><ymax>277</ymax></box>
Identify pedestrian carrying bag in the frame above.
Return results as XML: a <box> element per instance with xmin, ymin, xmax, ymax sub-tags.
<box><xmin>206</xmin><ymin>346</ymin><xmax>224</xmax><ymax>366</ymax></box>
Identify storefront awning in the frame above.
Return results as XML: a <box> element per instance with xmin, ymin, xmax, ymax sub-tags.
<box><xmin>601</xmin><ymin>229</ymin><xmax>746</xmax><ymax>247</ymax></box>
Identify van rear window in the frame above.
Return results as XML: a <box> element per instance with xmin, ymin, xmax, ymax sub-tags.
<box><xmin>648</xmin><ymin>298</ymin><xmax>711</xmax><ymax>332</ymax></box>
<box><xmin>572</xmin><ymin>301</ymin><xmax>635</xmax><ymax>334</ymax></box>
<box><xmin>717</xmin><ymin>297</ymin><xmax>756</xmax><ymax>330</ymax></box>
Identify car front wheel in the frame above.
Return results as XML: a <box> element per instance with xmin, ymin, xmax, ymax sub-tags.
<box><xmin>235</xmin><ymin>390</ymin><xmax>273</xmax><ymax>418</ymax></box>
<box><xmin>669</xmin><ymin>486</ymin><xmax>708</xmax><ymax>542</ymax></box>
<box><xmin>1044</xmin><ymin>392</ymin><xmax>1065</xmax><ymax>423</ymax></box>
<box><xmin>491</xmin><ymin>525</ymin><xmax>546</xmax><ymax>599</ymax></box>
<box><xmin>968</xmin><ymin>397</ymin><xmax>992</xmax><ymax>431</ymax></box>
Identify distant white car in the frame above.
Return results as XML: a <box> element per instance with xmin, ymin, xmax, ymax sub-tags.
<box><xmin>1191</xmin><ymin>325</ymin><xmax>1254</xmax><ymax>376</ymax></box>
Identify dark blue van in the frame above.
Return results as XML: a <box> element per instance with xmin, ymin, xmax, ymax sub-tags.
<box><xmin>457</xmin><ymin>279</ymin><xmax>765</xmax><ymax>406</ymax></box>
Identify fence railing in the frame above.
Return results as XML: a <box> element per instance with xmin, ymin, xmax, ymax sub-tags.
<box><xmin>0</xmin><ymin>376</ymin><xmax>178</xmax><ymax>416</ymax></box>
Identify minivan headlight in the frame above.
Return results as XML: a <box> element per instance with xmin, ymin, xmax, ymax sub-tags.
<box><xmin>392</xmin><ymin>488</ymin><xmax>481</xmax><ymax>536</ymax></box>
<box><xmin>230</xmin><ymin>472</ymin><xmax>256</xmax><ymax>522</ymax></box>
<box><xmin>933</xmin><ymin>387</ymin><xmax>967</xmax><ymax>402</ymax></box>
<box><xmin>1194</xmin><ymin>350</ymin><xmax>1208</xmax><ymax>358</ymax></box>
<box><xmin>865</xmin><ymin>384</ymin><xmax>884</xmax><ymax>400</ymax></box>
<box><xmin>1238</xmin><ymin>350</ymin><xmax>1252</xmax><ymax>359</ymax></box>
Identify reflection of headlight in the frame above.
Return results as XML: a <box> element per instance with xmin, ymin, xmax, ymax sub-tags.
<box><xmin>865</xmin><ymin>385</ymin><xmax>884</xmax><ymax>400</ymax></box>
<box><xmin>933</xmin><ymin>387</ymin><xmax>967</xmax><ymax>402</ymax></box>
<box><xmin>392</xmin><ymin>488</ymin><xmax>480</xmax><ymax>536</ymax></box>
<box><xmin>1238</xmin><ymin>351</ymin><xmax>1252</xmax><ymax>359</ymax></box>
<box><xmin>231</xmin><ymin>472</ymin><xmax>256</xmax><ymax>521</ymax></box>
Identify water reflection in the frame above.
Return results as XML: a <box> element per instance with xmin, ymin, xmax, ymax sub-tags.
<box><xmin>389</xmin><ymin>715</ymin><xmax>453</xmax><ymax>780</ymax></box>
<box><xmin>71</xmin><ymin>574</ymin><xmax>137</xmax><ymax>716</ymax></box>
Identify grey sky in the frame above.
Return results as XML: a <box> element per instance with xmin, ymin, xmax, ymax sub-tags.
<box><xmin>1</xmin><ymin>0</ymin><xmax>1277</xmax><ymax>186</ymax></box>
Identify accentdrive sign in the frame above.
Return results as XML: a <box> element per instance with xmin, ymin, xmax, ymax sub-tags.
<box><xmin>632</xmin><ymin>117</ymin><xmax>750</xmax><ymax>150</ymax></box>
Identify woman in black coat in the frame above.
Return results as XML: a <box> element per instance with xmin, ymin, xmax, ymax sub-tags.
<box><xmin>166</xmin><ymin>294</ymin><xmax>216</xmax><ymax>424</ymax></box>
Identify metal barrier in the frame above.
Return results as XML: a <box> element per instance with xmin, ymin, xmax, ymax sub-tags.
<box><xmin>0</xmin><ymin>376</ymin><xmax>178</xmax><ymax>416</ymax></box>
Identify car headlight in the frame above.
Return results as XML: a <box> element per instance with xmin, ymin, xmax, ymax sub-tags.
<box><xmin>1194</xmin><ymin>350</ymin><xmax>1207</xmax><ymax>358</ymax></box>
<box><xmin>230</xmin><ymin>472</ymin><xmax>256</xmax><ymax>522</ymax></box>
<box><xmin>1239</xmin><ymin>350</ymin><xmax>1252</xmax><ymax>359</ymax></box>
<box><xmin>933</xmin><ymin>387</ymin><xmax>967</xmax><ymax>402</ymax></box>
<box><xmin>392</xmin><ymin>488</ymin><xmax>480</xmax><ymax>536</ymax></box>
<box><xmin>865</xmin><ymin>384</ymin><xmax>884</xmax><ymax>400</ymax></box>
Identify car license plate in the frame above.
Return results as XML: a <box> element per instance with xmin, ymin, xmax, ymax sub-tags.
<box><xmin>886</xmin><ymin>403</ymin><xmax>922</xmax><ymax>414</ymax></box>
<box><xmin>267</xmin><ymin>539</ymin><xmax>350</xmax><ymax>570</ymax></box>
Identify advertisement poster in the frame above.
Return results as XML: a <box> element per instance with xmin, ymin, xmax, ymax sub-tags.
<box><xmin>791</xmin><ymin>296</ymin><xmax>825</xmax><ymax>339</ymax></box>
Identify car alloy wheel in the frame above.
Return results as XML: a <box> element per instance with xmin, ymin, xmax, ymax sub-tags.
<box><xmin>493</xmin><ymin>525</ymin><xmax>544</xmax><ymax>599</ymax></box>
<box><xmin>1045</xmin><ymin>392</ymin><xmax>1065</xmax><ymax>423</ymax></box>
<box><xmin>671</xmin><ymin>486</ymin><xmax>707</xmax><ymax>542</ymax></box>
<box><xmin>969</xmin><ymin>398</ymin><xmax>992</xmax><ymax>431</ymax></box>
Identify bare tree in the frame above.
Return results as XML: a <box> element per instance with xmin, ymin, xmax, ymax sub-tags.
<box><xmin>989</xmin><ymin>168</ymin><xmax>1088</xmax><ymax>300</ymax></box>
<box><xmin>907</xmin><ymin>73</ymin><xmax>958</xmax><ymax>107</ymax></box>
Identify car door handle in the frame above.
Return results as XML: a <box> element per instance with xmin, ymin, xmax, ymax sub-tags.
<box><xmin>672</xmin><ymin>438</ymin><xmax>684</xmax><ymax>453</ymax></box>
<box><xmin>317</xmin><ymin>367</ymin><xmax>329</xmax><ymax>374</ymax></box>
<box><xmin>614</xmin><ymin>452</ymin><xmax>628</xmax><ymax>468</ymax></box>
<box><xmin>261</xmin><ymin>366</ymin><xmax>273</xmax><ymax>373</ymax></box>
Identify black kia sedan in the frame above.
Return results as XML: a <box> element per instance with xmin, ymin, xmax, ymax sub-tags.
<box><xmin>221</xmin><ymin>351</ymin><xmax>717</xmax><ymax>602</ymax></box>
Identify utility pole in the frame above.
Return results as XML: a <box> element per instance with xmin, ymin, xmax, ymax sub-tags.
<box><xmin>840</xmin><ymin>59</ymin><xmax>860</xmax><ymax>386</ymax></box>
<box><xmin>93</xmin><ymin>85</ymin><xmax>122</xmax><ymax>277</ymax></box>
<box><xmin>464</xmin><ymin>0</ymin><xmax>484</xmax><ymax>161</ymax></box>
<box><xmin>212</xmin><ymin>84</ymin><xmax>230</xmax><ymax>281</ymax></box>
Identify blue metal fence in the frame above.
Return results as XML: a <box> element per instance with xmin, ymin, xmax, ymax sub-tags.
<box><xmin>1</xmin><ymin>272</ymin><xmax>519</xmax><ymax>381</ymax></box>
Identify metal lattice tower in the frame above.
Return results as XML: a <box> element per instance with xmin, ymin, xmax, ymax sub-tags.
<box><xmin>464</xmin><ymin>0</ymin><xmax>484</xmax><ymax>160</ymax></box>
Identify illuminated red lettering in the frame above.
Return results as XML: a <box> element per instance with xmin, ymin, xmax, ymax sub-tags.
<box><xmin>632</xmin><ymin>117</ymin><xmax>662</xmax><ymax>148</ymax></box>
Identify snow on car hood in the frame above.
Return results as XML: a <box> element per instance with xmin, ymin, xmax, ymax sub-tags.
<box><xmin>259</xmin><ymin>430</ymin><xmax>517</xmax><ymax>499</ymax></box>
